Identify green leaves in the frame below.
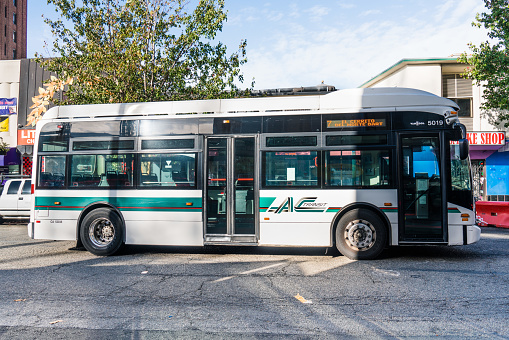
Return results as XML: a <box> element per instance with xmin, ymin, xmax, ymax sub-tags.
<box><xmin>39</xmin><ymin>0</ymin><xmax>250</xmax><ymax>105</ymax></box>
<box><xmin>460</xmin><ymin>0</ymin><xmax>509</xmax><ymax>127</ymax></box>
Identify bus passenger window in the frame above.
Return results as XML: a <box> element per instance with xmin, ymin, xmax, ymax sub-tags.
<box><xmin>70</xmin><ymin>154</ymin><xmax>134</xmax><ymax>188</ymax></box>
<box><xmin>263</xmin><ymin>151</ymin><xmax>318</xmax><ymax>187</ymax></box>
<box><xmin>38</xmin><ymin>155</ymin><xmax>66</xmax><ymax>188</ymax></box>
<box><xmin>325</xmin><ymin>150</ymin><xmax>391</xmax><ymax>187</ymax></box>
<box><xmin>140</xmin><ymin>153</ymin><xmax>196</xmax><ymax>188</ymax></box>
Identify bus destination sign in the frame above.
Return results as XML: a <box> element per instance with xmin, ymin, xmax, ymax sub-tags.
<box><xmin>327</xmin><ymin>118</ymin><xmax>386</xmax><ymax>128</ymax></box>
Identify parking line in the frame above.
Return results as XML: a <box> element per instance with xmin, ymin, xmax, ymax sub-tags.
<box><xmin>212</xmin><ymin>262</ymin><xmax>285</xmax><ymax>283</ymax></box>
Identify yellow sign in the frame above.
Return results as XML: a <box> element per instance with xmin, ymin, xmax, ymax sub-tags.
<box><xmin>327</xmin><ymin>119</ymin><xmax>386</xmax><ymax>128</ymax></box>
<box><xmin>0</xmin><ymin>117</ymin><xmax>9</xmax><ymax>132</ymax></box>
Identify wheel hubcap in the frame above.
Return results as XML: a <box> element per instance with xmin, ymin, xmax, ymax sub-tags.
<box><xmin>89</xmin><ymin>217</ymin><xmax>115</xmax><ymax>247</ymax></box>
<box><xmin>344</xmin><ymin>219</ymin><xmax>376</xmax><ymax>251</ymax></box>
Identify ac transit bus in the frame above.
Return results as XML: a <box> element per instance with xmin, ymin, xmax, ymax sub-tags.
<box><xmin>28</xmin><ymin>87</ymin><xmax>481</xmax><ymax>260</ymax></box>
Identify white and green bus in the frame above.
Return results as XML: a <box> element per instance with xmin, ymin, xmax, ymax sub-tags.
<box><xmin>28</xmin><ymin>87</ymin><xmax>480</xmax><ymax>260</ymax></box>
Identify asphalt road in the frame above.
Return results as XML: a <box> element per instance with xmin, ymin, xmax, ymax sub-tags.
<box><xmin>0</xmin><ymin>223</ymin><xmax>508</xmax><ymax>339</ymax></box>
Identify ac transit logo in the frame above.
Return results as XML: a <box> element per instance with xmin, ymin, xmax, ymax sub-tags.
<box><xmin>268</xmin><ymin>197</ymin><xmax>328</xmax><ymax>214</ymax></box>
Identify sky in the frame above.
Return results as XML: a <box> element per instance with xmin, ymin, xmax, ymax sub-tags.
<box><xmin>27</xmin><ymin>0</ymin><xmax>489</xmax><ymax>90</ymax></box>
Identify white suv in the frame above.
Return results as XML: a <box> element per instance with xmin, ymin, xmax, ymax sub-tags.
<box><xmin>0</xmin><ymin>178</ymin><xmax>32</xmax><ymax>222</ymax></box>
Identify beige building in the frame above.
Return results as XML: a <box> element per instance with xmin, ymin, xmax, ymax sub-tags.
<box><xmin>0</xmin><ymin>59</ymin><xmax>56</xmax><ymax>176</ymax></box>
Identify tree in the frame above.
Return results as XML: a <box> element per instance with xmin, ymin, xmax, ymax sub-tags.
<box><xmin>37</xmin><ymin>0</ymin><xmax>250</xmax><ymax>106</ymax></box>
<box><xmin>459</xmin><ymin>0</ymin><xmax>509</xmax><ymax>127</ymax></box>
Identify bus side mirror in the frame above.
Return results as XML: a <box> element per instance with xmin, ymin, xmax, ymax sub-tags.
<box><xmin>459</xmin><ymin>139</ymin><xmax>469</xmax><ymax>160</ymax></box>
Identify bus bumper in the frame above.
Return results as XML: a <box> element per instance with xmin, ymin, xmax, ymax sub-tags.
<box><xmin>464</xmin><ymin>224</ymin><xmax>481</xmax><ymax>245</ymax></box>
<box><xmin>27</xmin><ymin>221</ymin><xmax>34</xmax><ymax>239</ymax></box>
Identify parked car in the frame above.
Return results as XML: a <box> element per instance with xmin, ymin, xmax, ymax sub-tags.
<box><xmin>0</xmin><ymin>178</ymin><xmax>31</xmax><ymax>222</ymax></box>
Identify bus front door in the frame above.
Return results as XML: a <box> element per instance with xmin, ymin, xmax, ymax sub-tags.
<box><xmin>399</xmin><ymin>134</ymin><xmax>446</xmax><ymax>242</ymax></box>
<box><xmin>205</xmin><ymin>137</ymin><xmax>257</xmax><ymax>243</ymax></box>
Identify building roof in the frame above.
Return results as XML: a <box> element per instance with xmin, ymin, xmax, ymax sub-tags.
<box><xmin>359</xmin><ymin>57</ymin><xmax>463</xmax><ymax>88</ymax></box>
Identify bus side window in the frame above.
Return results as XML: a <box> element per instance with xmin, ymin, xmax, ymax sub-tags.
<box><xmin>69</xmin><ymin>154</ymin><xmax>134</xmax><ymax>188</ymax></box>
<box><xmin>325</xmin><ymin>150</ymin><xmax>391</xmax><ymax>188</ymax></box>
<box><xmin>38</xmin><ymin>155</ymin><xmax>66</xmax><ymax>188</ymax></box>
<box><xmin>139</xmin><ymin>153</ymin><xmax>196</xmax><ymax>188</ymax></box>
<box><xmin>263</xmin><ymin>151</ymin><xmax>319</xmax><ymax>187</ymax></box>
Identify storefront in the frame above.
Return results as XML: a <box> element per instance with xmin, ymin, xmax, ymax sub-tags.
<box><xmin>17</xmin><ymin>128</ymin><xmax>34</xmax><ymax>176</ymax></box>
<box><xmin>467</xmin><ymin>132</ymin><xmax>508</xmax><ymax>201</ymax></box>
<box><xmin>0</xmin><ymin>148</ymin><xmax>21</xmax><ymax>175</ymax></box>
<box><xmin>0</xmin><ymin>97</ymin><xmax>22</xmax><ymax>175</ymax></box>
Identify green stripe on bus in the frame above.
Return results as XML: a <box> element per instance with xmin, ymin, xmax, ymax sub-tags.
<box><xmin>259</xmin><ymin>197</ymin><xmax>277</xmax><ymax>209</ymax></box>
<box><xmin>35</xmin><ymin>196</ymin><xmax>203</xmax><ymax>212</ymax></box>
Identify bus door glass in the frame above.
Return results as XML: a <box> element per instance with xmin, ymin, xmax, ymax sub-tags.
<box><xmin>205</xmin><ymin>137</ymin><xmax>256</xmax><ymax>241</ymax></box>
<box><xmin>399</xmin><ymin>134</ymin><xmax>444</xmax><ymax>241</ymax></box>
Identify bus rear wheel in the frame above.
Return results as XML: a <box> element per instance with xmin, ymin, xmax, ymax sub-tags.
<box><xmin>80</xmin><ymin>208</ymin><xmax>124</xmax><ymax>256</ymax></box>
<box><xmin>335</xmin><ymin>209</ymin><xmax>387</xmax><ymax>260</ymax></box>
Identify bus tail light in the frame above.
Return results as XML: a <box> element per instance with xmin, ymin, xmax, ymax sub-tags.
<box><xmin>31</xmin><ymin>183</ymin><xmax>35</xmax><ymax>194</ymax></box>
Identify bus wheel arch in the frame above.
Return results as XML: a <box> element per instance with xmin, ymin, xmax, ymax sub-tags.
<box><xmin>77</xmin><ymin>204</ymin><xmax>125</xmax><ymax>256</ymax></box>
<box><xmin>331</xmin><ymin>204</ymin><xmax>390</xmax><ymax>260</ymax></box>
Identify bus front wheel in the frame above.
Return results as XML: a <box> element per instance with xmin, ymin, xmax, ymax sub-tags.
<box><xmin>335</xmin><ymin>209</ymin><xmax>387</xmax><ymax>260</ymax></box>
<box><xmin>80</xmin><ymin>208</ymin><xmax>124</xmax><ymax>256</ymax></box>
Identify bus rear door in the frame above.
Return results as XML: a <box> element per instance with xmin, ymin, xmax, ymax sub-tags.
<box><xmin>205</xmin><ymin>136</ymin><xmax>257</xmax><ymax>243</ymax></box>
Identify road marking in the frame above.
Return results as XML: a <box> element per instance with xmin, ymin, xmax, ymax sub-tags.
<box><xmin>294</xmin><ymin>294</ymin><xmax>312</xmax><ymax>304</ymax></box>
<box><xmin>213</xmin><ymin>275</ymin><xmax>236</xmax><ymax>283</ymax></box>
<box><xmin>239</xmin><ymin>262</ymin><xmax>285</xmax><ymax>275</ymax></box>
<box><xmin>212</xmin><ymin>262</ymin><xmax>285</xmax><ymax>283</ymax></box>
<box><xmin>297</xmin><ymin>257</ymin><xmax>353</xmax><ymax>276</ymax></box>
<box><xmin>374</xmin><ymin>268</ymin><xmax>400</xmax><ymax>277</ymax></box>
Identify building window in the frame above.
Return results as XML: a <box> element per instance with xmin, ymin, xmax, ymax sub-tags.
<box><xmin>4</xmin><ymin>25</ymin><xmax>6</xmax><ymax>37</ymax></box>
<box><xmin>13</xmin><ymin>0</ymin><xmax>17</xmax><ymax>7</ymax></box>
<box><xmin>13</xmin><ymin>31</ymin><xmax>16</xmax><ymax>43</ymax></box>
<box><xmin>3</xmin><ymin>44</ymin><xmax>6</xmax><ymax>56</ymax></box>
<box><xmin>4</xmin><ymin>6</ymin><xmax>7</xmax><ymax>18</ymax></box>
<box><xmin>442</xmin><ymin>74</ymin><xmax>473</xmax><ymax>118</ymax></box>
<box><xmin>13</xmin><ymin>49</ymin><xmax>16</xmax><ymax>59</ymax></box>
<box><xmin>13</xmin><ymin>13</ymin><xmax>16</xmax><ymax>25</ymax></box>
<box><xmin>450</xmin><ymin>98</ymin><xmax>472</xmax><ymax>118</ymax></box>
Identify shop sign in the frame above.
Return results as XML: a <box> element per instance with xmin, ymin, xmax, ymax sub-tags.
<box><xmin>18</xmin><ymin>129</ymin><xmax>36</xmax><ymax>145</ymax></box>
<box><xmin>467</xmin><ymin>132</ymin><xmax>506</xmax><ymax>146</ymax></box>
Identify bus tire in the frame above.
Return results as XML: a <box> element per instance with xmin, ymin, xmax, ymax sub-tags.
<box><xmin>335</xmin><ymin>209</ymin><xmax>387</xmax><ymax>260</ymax></box>
<box><xmin>80</xmin><ymin>208</ymin><xmax>124</xmax><ymax>256</ymax></box>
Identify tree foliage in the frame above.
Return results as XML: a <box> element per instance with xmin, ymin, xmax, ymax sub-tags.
<box><xmin>37</xmin><ymin>0</ymin><xmax>250</xmax><ymax>105</ymax></box>
<box><xmin>459</xmin><ymin>0</ymin><xmax>509</xmax><ymax>127</ymax></box>
<box><xmin>28</xmin><ymin>76</ymin><xmax>73</xmax><ymax>126</ymax></box>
